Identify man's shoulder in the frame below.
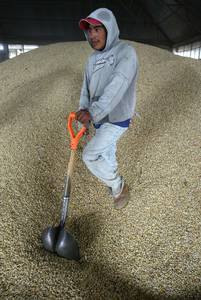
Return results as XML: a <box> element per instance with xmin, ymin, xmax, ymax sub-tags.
<box><xmin>115</xmin><ymin>41</ymin><xmax>137</xmax><ymax>59</ymax></box>
<box><xmin>120</xmin><ymin>41</ymin><xmax>136</xmax><ymax>51</ymax></box>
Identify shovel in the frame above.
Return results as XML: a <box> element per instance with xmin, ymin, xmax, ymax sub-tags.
<box><xmin>41</xmin><ymin>112</ymin><xmax>86</xmax><ymax>260</ymax></box>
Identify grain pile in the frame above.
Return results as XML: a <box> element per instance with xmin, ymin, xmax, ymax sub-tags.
<box><xmin>0</xmin><ymin>41</ymin><xmax>201</xmax><ymax>300</ymax></box>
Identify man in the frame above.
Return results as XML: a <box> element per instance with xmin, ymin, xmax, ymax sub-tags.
<box><xmin>76</xmin><ymin>8</ymin><xmax>138</xmax><ymax>209</ymax></box>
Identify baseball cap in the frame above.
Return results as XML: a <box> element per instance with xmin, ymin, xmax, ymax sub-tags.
<box><xmin>79</xmin><ymin>17</ymin><xmax>103</xmax><ymax>30</ymax></box>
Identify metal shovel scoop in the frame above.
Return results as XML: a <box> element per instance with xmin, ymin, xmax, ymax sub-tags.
<box><xmin>41</xmin><ymin>112</ymin><xmax>86</xmax><ymax>261</ymax></box>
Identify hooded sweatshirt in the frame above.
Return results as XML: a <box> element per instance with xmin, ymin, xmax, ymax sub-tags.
<box><xmin>79</xmin><ymin>8</ymin><xmax>139</xmax><ymax>125</ymax></box>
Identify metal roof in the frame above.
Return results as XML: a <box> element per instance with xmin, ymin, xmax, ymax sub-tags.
<box><xmin>0</xmin><ymin>0</ymin><xmax>201</xmax><ymax>50</ymax></box>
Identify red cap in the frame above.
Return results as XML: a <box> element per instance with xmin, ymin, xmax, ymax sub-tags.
<box><xmin>79</xmin><ymin>17</ymin><xmax>102</xmax><ymax>30</ymax></box>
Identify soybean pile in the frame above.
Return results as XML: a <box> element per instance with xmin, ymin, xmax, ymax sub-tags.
<box><xmin>0</xmin><ymin>41</ymin><xmax>201</xmax><ymax>300</ymax></box>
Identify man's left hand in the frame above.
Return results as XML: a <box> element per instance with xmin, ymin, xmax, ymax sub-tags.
<box><xmin>76</xmin><ymin>109</ymin><xmax>91</xmax><ymax>125</ymax></box>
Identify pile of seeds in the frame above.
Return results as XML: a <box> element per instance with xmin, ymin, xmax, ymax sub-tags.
<box><xmin>0</xmin><ymin>41</ymin><xmax>200</xmax><ymax>300</ymax></box>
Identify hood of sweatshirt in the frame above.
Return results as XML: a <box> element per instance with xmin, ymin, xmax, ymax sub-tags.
<box><xmin>82</xmin><ymin>8</ymin><xmax>120</xmax><ymax>52</ymax></box>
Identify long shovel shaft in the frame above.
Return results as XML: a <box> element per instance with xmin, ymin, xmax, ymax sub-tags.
<box><xmin>60</xmin><ymin>150</ymin><xmax>76</xmax><ymax>227</ymax></box>
<box><xmin>67</xmin><ymin>150</ymin><xmax>76</xmax><ymax>178</ymax></box>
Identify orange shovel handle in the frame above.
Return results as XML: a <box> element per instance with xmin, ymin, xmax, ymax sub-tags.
<box><xmin>67</xmin><ymin>112</ymin><xmax>87</xmax><ymax>150</ymax></box>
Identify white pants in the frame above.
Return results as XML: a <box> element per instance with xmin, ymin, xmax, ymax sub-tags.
<box><xmin>82</xmin><ymin>123</ymin><xmax>127</xmax><ymax>197</ymax></box>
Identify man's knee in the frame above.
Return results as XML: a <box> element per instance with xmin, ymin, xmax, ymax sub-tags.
<box><xmin>82</xmin><ymin>147</ymin><xmax>93</xmax><ymax>163</ymax></box>
<box><xmin>82</xmin><ymin>148</ymin><xmax>88</xmax><ymax>163</ymax></box>
<box><xmin>82</xmin><ymin>148</ymin><xmax>100</xmax><ymax>164</ymax></box>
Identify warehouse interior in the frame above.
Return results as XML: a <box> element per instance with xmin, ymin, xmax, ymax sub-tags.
<box><xmin>0</xmin><ymin>0</ymin><xmax>201</xmax><ymax>61</ymax></box>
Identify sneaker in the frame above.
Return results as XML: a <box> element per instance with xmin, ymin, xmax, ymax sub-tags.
<box><xmin>113</xmin><ymin>183</ymin><xmax>129</xmax><ymax>209</ymax></box>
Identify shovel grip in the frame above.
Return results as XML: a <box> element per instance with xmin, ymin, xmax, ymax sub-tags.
<box><xmin>67</xmin><ymin>112</ymin><xmax>87</xmax><ymax>150</ymax></box>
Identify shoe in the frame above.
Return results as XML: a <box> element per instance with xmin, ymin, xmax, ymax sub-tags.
<box><xmin>113</xmin><ymin>183</ymin><xmax>129</xmax><ymax>210</ymax></box>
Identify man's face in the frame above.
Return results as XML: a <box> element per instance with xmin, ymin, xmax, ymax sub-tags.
<box><xmin>87</xmin><ymin>25</ymin><xmax>107</xmax><ymax>51</ymax></box>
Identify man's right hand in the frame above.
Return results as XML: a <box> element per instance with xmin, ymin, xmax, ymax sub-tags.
<box><xmin>75</xmin><ymin>109</ymin><xmax>91</xmax><ymax>125</ymax></box>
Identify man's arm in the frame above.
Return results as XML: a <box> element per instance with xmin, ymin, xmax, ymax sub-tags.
<box><xmin>89</xmin><ymin>46</ymin><xmax>138</xmax><ymax>123</ymax></box>
<box><xmin>79</xmin><ymin>69</ymin><xmax>90</xmax><ymax>110</ymax></box>
<box><xmin>76</xmin><ymin>63</ymin><xmax>91</xmax><ymax>126</ymax></box>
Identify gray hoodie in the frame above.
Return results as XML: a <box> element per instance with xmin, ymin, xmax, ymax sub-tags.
<box><xmin>79</xmin><ymin>8</ymin><xmax>139</xmax><ymax>124</ymax></box>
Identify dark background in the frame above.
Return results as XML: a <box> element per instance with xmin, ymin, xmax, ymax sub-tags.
<box><xmin>0</xmin><ymin>0</ymin><xmax>201</xmax><ymax>51</ymax></box>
